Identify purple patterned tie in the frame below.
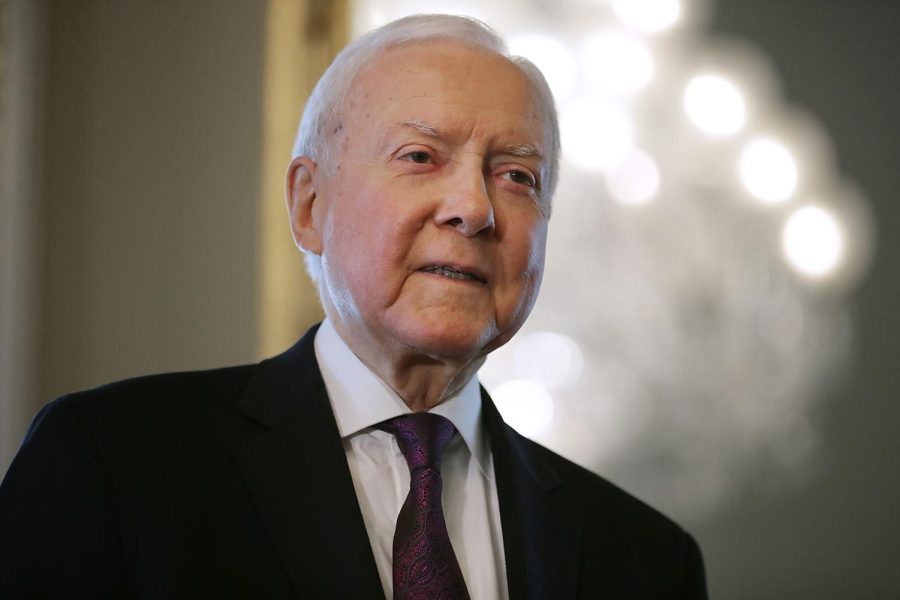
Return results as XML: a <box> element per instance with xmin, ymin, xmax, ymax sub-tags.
<box><xmin>377</xmin><ymin>413</ymin><xmax>471</xmax><ymax>600</ymax></box>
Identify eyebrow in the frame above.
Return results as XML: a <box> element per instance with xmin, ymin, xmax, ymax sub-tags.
<box><xmin>400</xmin><ymin>119</ymin><xmax>448</xmax><ymax>139</ymax></box>
<box><xmin>399</xmin><ymin>119</ymin><xmax>545</xmax><ymax>161</ymax></box>
<box><xmin>503</xmin><ymin>143</ymin><xmax>544</xmax><ymax>160</ymax></box>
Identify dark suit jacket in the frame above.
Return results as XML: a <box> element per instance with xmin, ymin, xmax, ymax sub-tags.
<box><xmin>0</xmin><ymin>326</ymin><xmax>707</xmax><ymax>599</ymax></box>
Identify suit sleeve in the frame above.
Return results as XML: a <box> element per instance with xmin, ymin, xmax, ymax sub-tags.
<box><xmin>0</xmin><ymin>398</ymin><xmax>126</xmax><ymax>598</ymax></box>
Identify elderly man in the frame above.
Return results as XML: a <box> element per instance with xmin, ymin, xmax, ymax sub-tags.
<box><xmin>0</xmin><ymin>14</ymin><xmax>706</xmax><ymax>600</ymax></box>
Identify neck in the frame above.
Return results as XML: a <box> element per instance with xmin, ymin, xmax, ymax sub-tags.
<box><xmin>376</xmin><ymin>355</ymin><xmax>485</xmax><ymax>413</ymax></box>
<box><xmin>331</xmin><ymin>321</ymin><xmax>484</xmax><ymax>412</ymax></box>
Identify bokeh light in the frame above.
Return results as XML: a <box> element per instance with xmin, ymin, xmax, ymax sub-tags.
<box><xmin>512</xmin><ymin>330</ymin><xmax>584</xmax><ymax>389</ymax></box>
<box><xmin>782</xmin><ymin>205</ymin><xmax>844</xmax><ymax>277</ymax></box>
<box><xmin>492</xmin><ymin>379</ymin><xmax>555</xmax><ymax>437</ymax></box>
<box><xmin>604</xmin><ymin>147</ymin><xmax>661</xmax><ymax>206</ymax></box>
<box><xmin>739</xmin><ymin>137</ymin><xmax>798</xmax><ymax>204</ymax></box>
<box><xmin>560</xmin><ymin>99</ymin><xmax>635</xmax><ymax>172</ymax></box>
<box><xmin>509</xmin><ymin>34</ymin><xmax>577</xmax><ymax>100</ymax></box>
<box><xmin>683</xmin><ymin>74</ymin><xmax>747</xmax><ymax>136</ymax></box>
<box><xmin>582</xmin><ymin>31</ymin><xmax>655</xmax><ymax>96</ymax></box>
<box><xmin>610</xmin><ymin>0</ymin><xmax>682</xmax><ymax>34</ymax></box>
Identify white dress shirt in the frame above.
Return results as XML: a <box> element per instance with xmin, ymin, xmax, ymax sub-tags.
<box><xmin>314</xmin><ymin>319</ymin><xmax>509</xmax><ymax>599</ymax></box>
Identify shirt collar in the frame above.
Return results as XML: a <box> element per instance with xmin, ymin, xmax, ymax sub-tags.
<box><xmin>313</xmin><ymin>318</ymin><xmax>489</xmax><ymax>477</ymax></box>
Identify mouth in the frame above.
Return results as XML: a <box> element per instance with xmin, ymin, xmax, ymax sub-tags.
<box><xmin>421</xmin><ymin>265</ymin><xmax>487</xmax><ymax>284</ymax></box>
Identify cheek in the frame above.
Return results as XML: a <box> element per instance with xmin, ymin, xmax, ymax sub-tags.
<box><xmin>322</xmin><ymin>207</ymin><xmax>412</xmax><ymax>307</ymax></box>
<box><xmin>515</xmin><ymin>218</ymin><xmax>548</xmax><ymax>283</ymax></box>
<box><xmin>319</xmin><ymin>208</ymin><xmax>372</xmax><ymax>315</ymax></box>
<box><xmin>500</xmin><ymin>219</ymin><xmax>548</xmax><ymax>314</ymax></box>
<box><xmin>526</xmin><ymin>223</ymin><xmax>548</xmax><ymax>274</ymax></box>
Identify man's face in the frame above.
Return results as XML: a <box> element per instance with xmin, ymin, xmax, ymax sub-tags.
<box><xmin>304</xmin><ymin>40</ymin><xmax>550</xmax><ymax>363</ymax></box>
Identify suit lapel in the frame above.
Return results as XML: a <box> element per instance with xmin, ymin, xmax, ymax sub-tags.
<box><xmin>226</xmin><ymin>327</ymin><xmax>581</xmax><ymax>598</ymax></box>
<box><xmin>230</xmin><ymin>327</ymin><xmax>383</xmax><ymax>598</ymax></box>
<box><xmin>483</xmin><ymin>388</ymin><xmax>581</xmax><ymax>600</ymax></box>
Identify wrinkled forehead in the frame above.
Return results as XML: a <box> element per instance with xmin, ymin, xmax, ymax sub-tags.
<box><xmin>346</xmin><ymin>39</ymin><xmax>551</xmax><ymax>145</ymax></box>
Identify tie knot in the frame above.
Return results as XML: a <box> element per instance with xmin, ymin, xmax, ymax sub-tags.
<box><xmin>377</xmin><ymin>413</ymin><xmax>456</xmax><ymax>472</ymax></box>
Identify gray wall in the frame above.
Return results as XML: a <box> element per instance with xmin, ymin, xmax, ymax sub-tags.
<box><xmin>695</xmin><ymin>0</ymin><xmax>900</xmax><ymax>597</ymax></box>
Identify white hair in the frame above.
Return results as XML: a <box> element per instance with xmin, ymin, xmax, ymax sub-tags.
<box><xmin>292</xmin><ymin>14</ymin><xmax>560</xmax><ymax>289</ymax></box>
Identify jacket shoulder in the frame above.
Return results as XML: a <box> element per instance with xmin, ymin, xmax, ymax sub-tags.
<box><xmin>512</xmin><ymin>431</ymin><xmax>707</xmax><ymax>597</ymax></box>
<box><xmin>60</xmin><ymin>363</ymin><xmax>258</xmax><ymax>414</ymax></box>
<box><xmin>524</xmin><ymin>432</ymin><xmax>691</xmax><ymax>536</ymax></box>
<box><xmin>26</xmin><ymin>364</ymin><xmax>261</xmax><ymax>475</ymax></box>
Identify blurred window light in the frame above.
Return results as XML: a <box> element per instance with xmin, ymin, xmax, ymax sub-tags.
<box><xmin>492</xmin><ymin>379</ymin><xmax>555</xmax><ymax>438</ymax></box>
<box><xmin>739</xmin><ymin>137</ymin><xmax>798</xmax><ymax>204</ymax></box>
<box><xmin>513</xmin><ymin>331</ymin><xmax>584</xmax><ymax>389</ymax></box>
<box><xmin>610</xmin><ymin>0</ymin><xmax>682</xmax><ymax>34</ymax></box>
<box><xmin>509</xmin><ymin>34</ymin><xmax>577</xmax><ymax>100</ymax></box>
<box><xmin>582</xmin><ymin>31</ymin><xmax>655</xmax><ymax>95</ymax></box>
<box><xmin>561</xmin><ymin>99</ymin><xmax>635</xmax><ymax>172</ymax></box>
<box><xmin>604</xmin><ymin>147</ymin><xmax>661</xmax><ymax>206</ymax></box>
<box><xmin>683</xmin><ymin>74</ymin><xmax>747</xmax><ymax>137</ymax></box>
<box><xmin>782</xmin><ymin>205</ymin><xmax>844</xmax><ymax>277</ymax></box>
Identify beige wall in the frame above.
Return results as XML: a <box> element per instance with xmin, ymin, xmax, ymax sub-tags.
<box><xmin>1</xmin><ymin>0</ymin><xmax>340</xmax><ymax>473</ymax></box>
<box><xmin>39</xmin><ymin>0</ymin><xmax>266</xmax><ymax>402</ymax></box>
<box><xmin>1</xmin><ymin>0</ymin><xmax>48</xmax><ymax>474</ymax></box>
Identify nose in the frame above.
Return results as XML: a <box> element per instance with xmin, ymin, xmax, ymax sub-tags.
<box><xmin>434</xmin><ymin>162</ymin><xmax>495</xmax><ymax>237</ymax></box>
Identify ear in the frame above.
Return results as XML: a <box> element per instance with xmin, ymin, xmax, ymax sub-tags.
<box><xmin>285</xmin><ymin>156</ymin><xmax>323</xmax><ymax>255</ymax></box>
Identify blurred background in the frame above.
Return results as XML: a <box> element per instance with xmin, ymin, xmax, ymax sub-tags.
<box><xmin>1</xmin><ymin>0</ymin><xmax>898</xmax><ymax>597</ymax></box>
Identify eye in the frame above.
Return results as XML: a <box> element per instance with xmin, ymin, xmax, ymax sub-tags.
<box><xmin>400</xmin><ymin>150</ymin><xmax>432</xmax><ymax>164</ymax></box>
<box><xmin>501</xmin><ymin>168</ymin><xmax>537</xmax><ymax>188</ymax></box>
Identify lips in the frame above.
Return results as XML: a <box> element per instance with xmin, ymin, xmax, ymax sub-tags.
<box><xmin>421</xmin><ymin>265</ymin><xmax>487</xmax><ymax>284</ymax></box>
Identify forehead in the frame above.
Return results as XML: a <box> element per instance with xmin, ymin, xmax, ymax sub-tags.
<box><xmin>347</xmin><ymin>40</ymin><xmax>548</xmax><ymax>147</ymax></box>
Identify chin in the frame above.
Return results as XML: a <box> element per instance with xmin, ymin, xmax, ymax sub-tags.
<box><xmin>398</xmin><ymin>319</ymin><xmax>497</xmax><ymax>361</ymax></box>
